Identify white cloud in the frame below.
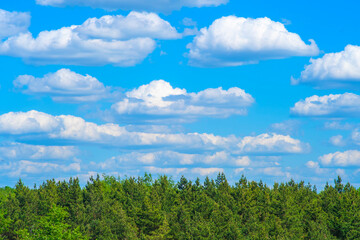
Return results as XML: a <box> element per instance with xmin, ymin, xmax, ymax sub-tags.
<box><xmin>292</xmin><ymin>45</ymin><xmax>360</xmax><ymax>88</ymax></box>
<box><xmin>0</xmin><ymin>142</ymin><xmax>77</xmax><ymax>160</ymax></box>
<box><xmin>111</xmin><ymin>80</ymin><xmax>254</xmax><ymax>121</ymax></box>
<box><xmin>144</xmin><ymin>166</ymin><xmax>187</xmax><ymax>175</ymax></box>
<box><xmin>36</xmin><ymin>0</ymin><xmax>228</xmax><ymax>13</ymax></box>
<box><xmin>329</xmin><ymin>135</ymin><xmax>346</xmax><ymax>147</ymax></box>
<box><xmin>0</xmin><ymin>11</ymin><xmax>182</xmax><ymax>66</ymax></box>
<box><xmin>14</xmin><ymin>69</ymin><xmax>110</xmax><ymax>102</ymax></box>
<box><xmin>351</xmin><ymin>128</ymin><xmax>360</xmax><ymax>144</ymax></box>
<box><xmin>306</xmin><ymin>161</ymin><xmax>320</xmax><ymax>169</ymax></box>
<box><xmin>237</xmin><ymin>133</ymin><xmax>308</xmax><ymax>154</ymax></box>
<box><xmin>319</xmin><ymin>150</ymin><xmax>360</xmax><ymax>167</ymax></box>
<box><xmin>0</xmin><ymin>110</ymin><xmax>308</xmax><ymax>155</ymax></box>
<box><xmin>324</xmin><ymin>121</ymin><xmax>353</xmax><ymax>130</ymax></box>
<box><xmin>0</xmin><ymin>111</ymin><xmax>60</xmax><ymax>134</ymax></box>
<box><xmin>291</xmin><ymin>93</ymin><xmax>360</xmax><ymax>117</ymax></box>
<box><xmin>97</xmin><ymin>151</ymin><xmax>251</xmax><ymax>170</ymax></box>
<box><xmin>0</xmin><ymin>9</ymin><xmax>30</xmax><ymax>39</ymax></box>
<box><xmin>182</xmin><ymin>18</ymin><xmax>197</xmax><ymax>27</ymax></box>
<box><xmin>191</xmin><ymin>167</ymin><xmax>224</xmax><ymax>176</ymax></box>
<box><xmin>262</xmin><ymin>167</ymin><xmax>286</xmax><ymax>177</ymax></box>
<box><xmin>14</xmin><ymin>68</ymin><xmax>109</xmax><ymax>102</ymax></box>
<box><xmin>234</xmin><ymin>168</ymin><xmax>245</xmax><ymax>174</ymax></box>
<box><xmin>335</xmin><ymin>168</ymin><xmax>346</xmax><ymax>176</ymax></box>
<box><xmin>270</xmin><ymin>120</ymin><xmax>301</xmax><ymax>135</ymax></box>
<box><xmin>6</xmin><ymin>33</ymin><xmax>153</xmax><ymax>67</ymax></box>
<box><xmin>305</xmin><ymin>160</ymin><xmax>326</xmax><ymax>174</ymax></box>
<box><xmin>187</xmin><ymin>16</ymin><xmax>319</xmax><ymax>67</ymax></box>
<box><xmin>76</xmin><ymin>12</ymin><xmax>181</xmax><ymax>40</ymax></box>
<box><xmin>5</xmin><ymin>160</ymin><xmax>80</xmax><ymax>177</ymax></box>
<box><xmin>0</xmin><ymin>27</ymin><xmax>155</xmax><ymax>66</ymax></box>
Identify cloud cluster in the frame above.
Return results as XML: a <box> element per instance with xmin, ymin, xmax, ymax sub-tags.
<box><xmin>291</xmin><ymin>93</ymin><xmax>360</xmax><ymax>117</ymax></box>
<box><xmin>0</xmin><ymin>110</ymin><xmax>308</xmax><ymax>154</ymax></box>
<box><xmin>0</xmin><ymin>9</ymin><xmax>30</xmax><ymax>39</ymax></box>
<box><xmin>0</xmin><ymin>142</ymin><xmax>77</xmax><ymax>160</ymax></box>
<box><xmin>187</xmin><ymin>16</ymin><xmax>319</xmax><ymax>67</ymax></box>
<box><xmin>97</xmin><ymin>151</ymin><xmax>251</xmax><ymax>170</ymax></box>
<box><xmin>36</xmin><ymin>0</ymin><xmax>228</xmax><ymax>12</ymax></box>
<box><xmin>14</xmin><ymin>69</ymin><xmax>110</xmax><ymax>102</ymax></box>
<box><xmin>111</xmin><ymin>80</ymin><xmax>254</xmax><ymax>121</ymax></box>
<box><xmin>237</xmin><ymin>133</ymin><xmax>307</xmax><ymax>154</ymax></box>
<box><xmin>0</xmin><ymin>12</ymin><xmax>179</xmax><ymax>66</ymax></box>
<box><xmin>2</xmin><ymin>160</ymin><xmax>80</xmax><ymax>177</ymax></box>
<box><xmin>292</xmin><ymin>45</ymin><xmax>360</xmax><ymax>88</ymax></box>
<box><xmin>319</xmin><ymin>150</ymin><xmax>360</xmax><ymax>167</ymax></box>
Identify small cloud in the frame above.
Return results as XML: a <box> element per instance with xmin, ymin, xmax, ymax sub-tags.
<box><xmin>263</xmin><ymin>167</ymin><xmax>285</xmax><ymax>177</ymax></box>
<box><xmin>182</xmin><ymin>18</ymin><xmax>197</xmax><ymax>27</ymax></box>
<box><xmin>329</xmin><ymin>135</ymin><xmax>346</xmax><ymax>147</ymax></box>
<box><xmin>270</xmin><ymin>119</ymin><xmax>301</xmax><ymax>135</ymax></box>
<box><xmin>14</xmin><ymin>68</ymin><xmax>112</xmax><ymax>102</ymax></box>
<box><xmin>291</xmin><ymin>93</ymin><xmax>360</xmax><ymax>117</ymax></box>
<box><xmin>191</xmin><ymin>167</ymin><xmax>224</xmax><ymax>176</ymax></box>
<box><xmin>234</xmin><ymin>168</ymin><xmax>245</xmax><ymax>174</ymax></box>
<box><xmin>324</xmin><ymin>121</ymin><xmax>353</xmax><ymax>130</ymax></box>
<box><xmin>281</xmin><ymin>18</ymin><xmax>291</xmax><ymax>25</ymax></box>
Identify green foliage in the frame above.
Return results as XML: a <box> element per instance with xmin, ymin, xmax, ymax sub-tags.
<box><xmin>0</xmin><ymin>174</ymin><xmax>359</xmax><ymax>239</ymax></box>
<box><xmin>16</xmin><ymin>205</ymin><xmax>87</xmax><ymax>240</ymax></box>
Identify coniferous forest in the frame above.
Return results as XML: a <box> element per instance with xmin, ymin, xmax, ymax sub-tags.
<box><xmin>1</xmin><ymin>174</ymin><xmax>360</xmax><ymax>240</ymax></box>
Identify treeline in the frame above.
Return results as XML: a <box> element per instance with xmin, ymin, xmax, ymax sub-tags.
<box><xmin>0</xmin><ymin>174</ymin><xmax>360</xmax><ymax>239</ymax></box>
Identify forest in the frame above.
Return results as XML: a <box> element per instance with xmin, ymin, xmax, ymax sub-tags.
<box><xmin>0</xmin><ymin>173</ymin><xmax>360</xmax><ymax>240</ymax></box>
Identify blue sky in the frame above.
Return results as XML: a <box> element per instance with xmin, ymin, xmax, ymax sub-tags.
<box><xmin>1</xmin><ymin>0</ymin><xmax>360</xmax><ymax>187</ymax></box>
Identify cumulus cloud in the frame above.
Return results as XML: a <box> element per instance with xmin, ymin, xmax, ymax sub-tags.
<box><xmin>36</xmin><ymin>0</ymin><xmax>228</xmax><ymax>13</ymax></box>
<box><xmin>0</xmin><ymin>110</ymin><xmax>308</xmax><ymax>155</ymax></box>
<box><xmin>0</xmin><ymin>142</ymin><xmax>77</xmax><ymax>160</ymax></box>
<box><xmin>14</xmin><ymin>69</ymin><xmax>110</xmax><ymax>102</ymax></box>
<box><xmin>0</xmin><ymin>9</ymin><xmax>30</xmax><ymax>39</ymax></box>
<box><xmin>319</xmin><ymin>150</ymin><xmax>360</xmax><ymax>167</ymax></box>
<box><xmin>291</xmin><ymin>93</ymin><xmax>360</xmax><ymax>117</ymax></box>
<box><xmin>76</xmin><ymin>12</ymin><xmax>180</xmax><ymax>40</ymax></box>
<box><xmin>292</xmin><ymin>45</ymin><xmax>360</xmax><ymax>88</ymax></box>
<box><xmin>0</xmin><ymin>12</ymin><xmax>180</xmax><ymax>66</ymax></box>
<box><xmin>0</xmin><ymin>111</ymin><xmax>60</xmax><ymax>134</ymax></box>
<box><xmin>111</xmin><ymin>80</ymin><xmax>254</xmax><ymax>121</ymax></box>
<box><xmin>0</xmin><ymin>27</ymin><xmax>155</xmax><ymax>66</ymax></box>
<box><xmin>237</xmin><ymin>133</ymin><xmax>308</xmax><ymax>154</ymax></box>
<box><xmin>187</xmin><ymin>16</ymin><xmax>319</xmax><ymax>67</ymax></box>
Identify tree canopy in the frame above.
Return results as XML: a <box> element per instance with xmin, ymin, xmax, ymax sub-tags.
<box><xmin>0</xmin><ymin>174</ymin><xmax>359</xmax><ymax>239</ymax></box>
